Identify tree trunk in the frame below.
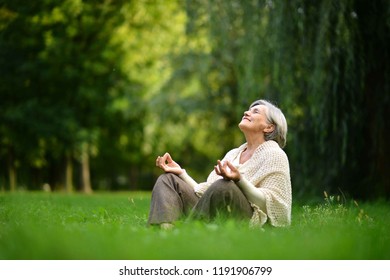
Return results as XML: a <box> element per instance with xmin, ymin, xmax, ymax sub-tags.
<box><xmin>81</xmin><ymin>143</ymin><xmax>93</xmax><ymax>194</ymax></box>
<box><xmin>65</xmin><ymin>152</ymin><xmax>74</xmax><ymax>193</ymax></box>
<box><xmin>8</xmin><ymin>148</ymin><xmax>16</xmax><ymax>192</ymax></box>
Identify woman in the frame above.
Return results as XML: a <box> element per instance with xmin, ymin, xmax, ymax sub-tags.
<box><xmin>147</xmin><ymin>99</ymin><xmax>292</xmax><ymax>229</ymax></box>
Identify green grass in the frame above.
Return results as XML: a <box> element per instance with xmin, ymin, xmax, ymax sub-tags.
<box><xmin>0</xmin><ymin>191</ymin><xmax>389</xmax><ymax>260</ymax></box>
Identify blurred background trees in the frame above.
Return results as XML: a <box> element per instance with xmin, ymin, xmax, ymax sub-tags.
<box><xmin>1</xmin><ymin>0</ymin><xmax>389</xmax><ymax>200</ymax></box>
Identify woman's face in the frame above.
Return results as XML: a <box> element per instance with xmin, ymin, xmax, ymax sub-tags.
<box><xmin>238</xmin><ymin>104</ymin><xmax>272</xmax><ymax>134</ymax></box>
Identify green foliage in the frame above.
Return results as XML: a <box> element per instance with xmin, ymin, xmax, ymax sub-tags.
<box><xmin>180</xmin><ymin>0</ymin><xmax>390</xmax><ymax>198</ymax></box>
<box><xmin>1</xmin><ymin>192</ymin><xmax>389</xmax><ymax>260</ymax></box>
<box><xmin>0</xmin><ymin>0</ymin><xmax>389</xmax><ymax>197</ymax></box>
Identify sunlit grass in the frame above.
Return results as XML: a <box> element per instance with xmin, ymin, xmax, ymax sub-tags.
<box><xmin>0</xmin><ymin>191</ymin><xmax>389</xmax><ymax>260</ymax></box>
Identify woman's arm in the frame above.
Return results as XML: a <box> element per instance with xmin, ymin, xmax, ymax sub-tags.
<box><xmin>179</xmin><ymin>169</ymin><xmax>199</xmax><ymax>190</ymax></box>
<box><xmin>236</xmin><ymin>177</ymin><xmax>267</xmax><ymax>213</ymax></box>
<box><xmin>214</xmin><ymin>160</ymin><xmax>267</xmax><ymax>212</ymax></box>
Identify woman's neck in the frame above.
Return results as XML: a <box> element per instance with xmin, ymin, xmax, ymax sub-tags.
<box><xmin>244</xmin><ymin>133</ymin><xmax>265</xmax><ymax>152</ymax></box>
<box><xmin>239</xmin><ymin>134</ymin><xmax>265</xmax><ymax>164</ymax></box>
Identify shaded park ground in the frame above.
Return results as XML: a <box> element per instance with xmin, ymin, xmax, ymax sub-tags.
<box><xmin>0</xmin><ymin>191</ymin><xmax>389</xmax><ymax>260</ymax></box>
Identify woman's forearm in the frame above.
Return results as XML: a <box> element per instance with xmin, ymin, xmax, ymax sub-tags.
<box><xmin>179</xmin><ymin>169</ymin><xmax>199</xmax><ymax>190</ymax></box>
<box><xmin>236</xmin><ymin>177</ymin><xmax>267</xmax><ymax>213</ymax></box>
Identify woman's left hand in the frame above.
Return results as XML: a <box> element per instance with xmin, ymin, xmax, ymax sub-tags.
<box><xmin>214</xmin><ymin>160</ymin><xmax>241</xmax><ymax>182</ymax></box>
<box><xmin>156</xmin><ymin>153</ymin><xmax>183</xmax><ymax>175</ymax></box>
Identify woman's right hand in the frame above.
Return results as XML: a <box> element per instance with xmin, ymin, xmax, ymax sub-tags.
<box><xmin>155</xmin><ymin>153</ymin><xmax>183</xmax><ymax>175</ymax></box>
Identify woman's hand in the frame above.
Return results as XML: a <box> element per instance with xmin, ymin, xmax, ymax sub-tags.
<box><xmin>214</xmin><ymin>160</ymin><xmax>241</xmax><ymax>182</ymax></box>
<box><xmin>155</xmin><ymin>153</ymin><xmax>183</xmax><ymax>175</ymax></box>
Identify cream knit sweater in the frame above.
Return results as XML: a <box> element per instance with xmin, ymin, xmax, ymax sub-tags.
<box><xmin>180</xmin><ymin>140</ymin><xmax>292</xmax><ymax>227</ymax></box>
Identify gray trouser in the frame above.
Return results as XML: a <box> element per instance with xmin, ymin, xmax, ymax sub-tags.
<box><xmin>147</xmin><ymin>173</ymin><xmax>253</xmax><ymax>225</ymax></box>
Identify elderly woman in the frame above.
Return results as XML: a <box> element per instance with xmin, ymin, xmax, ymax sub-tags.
<box><xmin>147</xmin><ymin>100</ymin><xmax>291</xmax><ymax>229</ymax></box>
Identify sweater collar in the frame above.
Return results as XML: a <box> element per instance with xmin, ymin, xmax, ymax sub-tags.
<box><xmin>238</xmin><ymin>140</ymin><xmax>278</xmax><ymax>153</ymax></box>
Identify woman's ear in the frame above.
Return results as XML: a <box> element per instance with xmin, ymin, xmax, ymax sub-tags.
<box><xmin>264</xmin><ymin>124</ymin><xmax>275</xmax><ymax>133</ymax></box>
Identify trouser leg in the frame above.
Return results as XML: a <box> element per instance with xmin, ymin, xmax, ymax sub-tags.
<box><xmin>191</xmin><ymin>179</ymin><xmax>253</xmax><ymax>221</ymax></box>
<box><xmin>147</xmin><ymin>173</ymin><xmax>199</xmax><ymax>225</ymax></box>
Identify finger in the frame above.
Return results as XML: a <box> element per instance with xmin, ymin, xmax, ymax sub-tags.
<box><xmin>161</xmin><ymin>152</ymin><xmax>173</xmax><ymax>165</ymax></box>
<box><xmin>156</xmin><ymin>156</ymin><xmax>160</xmax><ymax>167</ymax></box>
<box><xmin>217</xmin><ymin>160</ymin><xmax>228</xmax><ymax>176</ymax></box>
<box><xmin>214</xmin><ymin>160</ymin><xmax>222</xmax><ymax>174</ymax></box>
<box><xmin>217</xmin><ymin>160</ymin><xmax>225</xmax><ymax>173</ymax></box>
<box><xmin>214</xmin><ymin>165</ymin><xmax>221</xmax><ymax>175</ymax></box>
<box><xmin>226</xmin><ymin>160</ymin><xmax>236</xmax><ymax>171</ymax></box>
<box><xmin>164</xmin><ymin>152</ymin><xmax>172</xmax><ymax>163</ymax></box>
<box><xmin>160</xmin><ymin>153</ymin><xmax>167</xmax><ymax>162</ymax></box>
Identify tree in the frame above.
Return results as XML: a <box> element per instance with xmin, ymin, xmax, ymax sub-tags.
<box><xmin>1</xmin><ymin>0</ymin><xmax>388</xmax><ymax>199</ymax></box>
<box><xmin>0</xmin><ymin>0</ymin><xmax>191</xmax><ymax>191</ymax></box>
<box><xmin>0</xmin><ymin>0</ymin><xmax>143</xmax><ymax>192</ymax></box>
<box><xmin>266</xmin><ymin>0</ymin><xmax>390</xmax><ymax>199</ymax></box>
<box><xmin>181</xmin><ymin>0</ymin><xmax>390</xmax><ymax>199</ymax></box>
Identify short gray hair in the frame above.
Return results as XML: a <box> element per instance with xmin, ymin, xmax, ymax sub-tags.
<box><xmin>250</xmin><ymin>99</ymin><xmax>288</xmax><ymax>148</ymax></box>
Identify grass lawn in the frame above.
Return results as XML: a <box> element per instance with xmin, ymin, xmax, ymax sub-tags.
<box><xmin>0</xmin><ymin>191</ymin><xmax>389</xmax><ymax>260</ymax></box>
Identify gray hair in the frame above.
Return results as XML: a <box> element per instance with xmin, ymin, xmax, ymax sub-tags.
<box><xmin>250</xmin><ymin>99</ymin><xmax>288</xmax><ymax>148</ymax></box>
